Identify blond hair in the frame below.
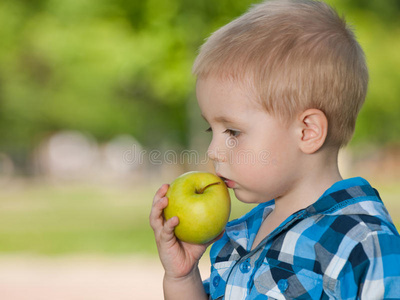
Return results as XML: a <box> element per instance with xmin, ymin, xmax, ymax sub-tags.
<box><xmin>192</xmin><ymin>0</ymin><xmax>368</xmax><ymax>147</ymax></box>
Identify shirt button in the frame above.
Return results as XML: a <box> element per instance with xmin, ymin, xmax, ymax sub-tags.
<box><xmin>239</xmin><ymin>259</ymin><xmax>251</xmax><ymax>273</ymax></box>
<box><xmin>213</xmin><ymin>276</ymin><xmax>220</xmax><ymax>287</ymax></box>
<box><xmin>277</xmin><ymin>279</ymin><xmax>289</xmax><ymax>292</ymax></box>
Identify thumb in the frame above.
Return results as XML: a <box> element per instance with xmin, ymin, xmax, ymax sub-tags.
<box><xmin>161</xmin><ymin>216</ymin><xmax>180</xmax><ymax>243</ymax></box>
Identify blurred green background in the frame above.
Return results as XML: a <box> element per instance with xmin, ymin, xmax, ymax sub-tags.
<box><xmin>0</xmin><ymin>0</ymin><xmax>399</xmax><ymax>256</ymax></box>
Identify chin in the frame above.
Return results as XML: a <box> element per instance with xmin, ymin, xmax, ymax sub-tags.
<box><xmin>234</xmin><ymin>189</ymin><xmax>266</xmax><ymax>204</ymax></box>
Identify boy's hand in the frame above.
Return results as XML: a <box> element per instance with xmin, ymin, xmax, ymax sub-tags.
<box><xmin>149</xmin><ymin>184</ymin><xmax>214</xmax><ymax>280</ymax></box>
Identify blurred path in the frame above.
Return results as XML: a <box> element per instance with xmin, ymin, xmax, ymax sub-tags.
<box><xmin>0</xmin><ymin>255</ymin><xmax>210</xmax><ymax>300</ymax></box>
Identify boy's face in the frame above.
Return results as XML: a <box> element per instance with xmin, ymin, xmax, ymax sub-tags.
<box><xmin>196</xmin><ymin>77</ymin><xmax>302</xmax><ymax>203</ymax></box>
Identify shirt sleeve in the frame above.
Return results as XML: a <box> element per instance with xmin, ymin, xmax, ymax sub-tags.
<box><xmin>336</xmin><ymin>230</ymin><xmax>400</xmax><ymax>299</ymax></box>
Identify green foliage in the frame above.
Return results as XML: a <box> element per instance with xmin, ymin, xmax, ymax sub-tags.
<box><xmin>0</xmin><ymin>0</ymin><xmax>399</xmax><ymax>164</ymax></box>
<box><xmin>0</xmin><ymin>0</ymin><xmax>253</xmax><ymax>153</ymax></box>
<box><xmin>326</xmin><ymin>0</ymin><xmax>400</xmax><ymax>146</ymax></box>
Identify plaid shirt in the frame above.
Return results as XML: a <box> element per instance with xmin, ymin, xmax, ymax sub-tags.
<box><xmin>203</xmin><ymin>177</ymin><xmax>400</xmax><ymax>299</ymax></box>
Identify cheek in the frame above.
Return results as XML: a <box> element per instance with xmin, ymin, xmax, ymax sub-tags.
<box><xmin>260</xmin><ymin>133</ymin><xmax>298</xmax><ymax>167</ymax></box>
<box><xmin>233</xmin><ymin>166</ymin><xmax>281</xmax><ymax>202</ymax></box>
<box><xmin>236</xmin><ymin>162</ymin><xmax>275</xmax><ymax>188</ymax></box>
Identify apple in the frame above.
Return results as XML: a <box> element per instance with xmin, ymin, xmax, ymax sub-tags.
<box><xmin>164</xmin><ymin>171</ymin><xmax>231</xmax><ymax>244</ymax></box>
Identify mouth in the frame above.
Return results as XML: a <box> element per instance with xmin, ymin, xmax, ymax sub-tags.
<box><xmin>217</xmin><ymin>173</ymin><xmax>236</xmax><ymax>189</ymax></box>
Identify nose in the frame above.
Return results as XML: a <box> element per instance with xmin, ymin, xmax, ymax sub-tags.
<box><xmin>207</xmin><ymin>137</ymin><xmax>227</xmax><ymax>163</ymax></box>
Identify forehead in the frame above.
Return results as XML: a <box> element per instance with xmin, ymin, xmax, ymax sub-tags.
<box><xmin>196</xmin><ymin>76</ymin><xmax>261</xmax><ymax>119</ymax></box>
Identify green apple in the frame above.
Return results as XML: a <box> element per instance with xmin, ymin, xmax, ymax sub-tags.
<box><xmin>164</xmin><ymin>171</ymin><xmax>231</xmax><ymax>244</ymax></box>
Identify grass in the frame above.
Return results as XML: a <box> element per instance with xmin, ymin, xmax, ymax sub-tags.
<box><xmin>0</xmin><ymin>180</ymin><xmax>398</xmax><ymax>256</ymax></box>
<box><xmin>0</xmin><ymin>182</ymin><xmax>154</xmax><ymax>255</ymax></box>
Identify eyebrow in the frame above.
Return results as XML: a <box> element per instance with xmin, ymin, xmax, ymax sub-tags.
<box><xmin>201</xmin><ymin>114</ymin><xmax>238</xmax><ymax>125</ymax></box>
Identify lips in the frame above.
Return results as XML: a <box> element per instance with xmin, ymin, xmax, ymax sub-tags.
<box><xmin>217</xmin><ymin>174</ymin><xmax>236</xmax><ymax>189</ymax></box>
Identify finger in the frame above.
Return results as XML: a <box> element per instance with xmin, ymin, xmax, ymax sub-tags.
<box><xmin>160</xmin><ymin>216</ymin><xmax>179</xmax><ymax>242</ymax></box>
<box><xmin>153</xmin><ymin>184</ymin><xmax>169</xmax><ymax>205</ymax></box>
<box><xmin>149</xmin><ymin>196</ymin><xmax>168</xmax><ymax>230</ymax></box>
<box><xmin>149</xmin><ymin>184</ymin><xmax>169</xmax><ymax>230</ymax></box>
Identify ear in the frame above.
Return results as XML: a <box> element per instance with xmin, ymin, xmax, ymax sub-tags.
<box><xmin>297</xmin><ymin>109</ymin><xmax>328</xmax><ymax>154</ymax></box>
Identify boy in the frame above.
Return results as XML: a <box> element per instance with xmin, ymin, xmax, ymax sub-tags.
<box><xmin>150</xmin><ymin>0</ymin><xmax>400</xmax><ymax>299</ymax></box>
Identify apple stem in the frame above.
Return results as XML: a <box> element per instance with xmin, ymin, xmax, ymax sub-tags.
<box><xmin>196</xmin><ymin>182</ymin><xmax>221</xmax><ymax>194</ymax></box>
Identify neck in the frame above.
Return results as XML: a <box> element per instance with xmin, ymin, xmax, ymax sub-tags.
<box><xmin>273</xmin><ymin>148</ymin><xmax>342</xmax><ymax>219</ymax></box>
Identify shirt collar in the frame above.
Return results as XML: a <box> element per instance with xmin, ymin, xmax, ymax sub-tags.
<box><xmin>306</xmin><ymin>177</ymin><xmax>381</xmax><ymax>215</ymax></box>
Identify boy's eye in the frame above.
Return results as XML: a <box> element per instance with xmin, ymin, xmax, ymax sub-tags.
<box><xmin>224</xmin><ymin>129</ymin><xmax>240</xmax><ymax>137</ymax></box>
<box><xmin>205</xmin><ymin>127</ymin><xmax>212</xmax><ymax>133</ymax></box>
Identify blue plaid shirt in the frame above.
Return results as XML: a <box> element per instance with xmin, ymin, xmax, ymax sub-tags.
<box><xmin>204</xmin><ymin>177</ymin><xmax>400</xmax><ymax>299</ymax></box>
